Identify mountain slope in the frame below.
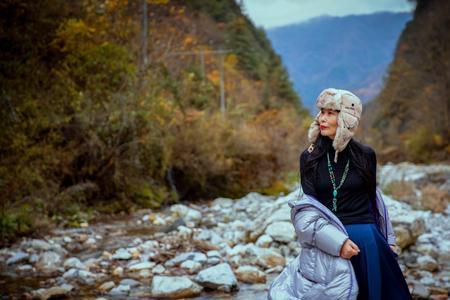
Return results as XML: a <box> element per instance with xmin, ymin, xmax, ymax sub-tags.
<box><xmin>363</xmin><ymin>0</ymin><xmax>450</xmax><ymax>162</ymax></box>
<box><xmin>267</xmin><ymin>12</ymin><xmax>411</xmax><ymax>112</ymax></box>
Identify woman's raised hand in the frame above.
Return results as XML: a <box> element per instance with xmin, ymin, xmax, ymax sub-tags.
<box><xmin>340</xmin><ymin>239</ymin><xmax>360</xmax><ymax>259</ymax></box>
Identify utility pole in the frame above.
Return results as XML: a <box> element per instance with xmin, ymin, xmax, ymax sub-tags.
<box><xmin>141</xmin><ymin>0</ymin><xmax>148</xmax><ymax>73</ymax></box>
<box><xmin>166</xmin><ymin>49</ymin><xmax>231</xmax><ymax>117</ymax></box>
<box><xmin>219</xmin><ymin>50</ymin><xmax>225</xmax><ymax>115</ymax></box>
<box><xmin>200</xmin><ymin>49</ymin><xmax>205</xmax><ymax>81</ymax></box>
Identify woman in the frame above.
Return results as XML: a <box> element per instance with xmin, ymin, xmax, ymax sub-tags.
<box><xmin>268</xmin><ymin>88</ymin><xmax>412</xmax><ymax>300</ymax></box>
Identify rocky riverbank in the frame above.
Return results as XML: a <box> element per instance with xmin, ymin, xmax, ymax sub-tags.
<box><xmin>1</xmin><ymin>163</ymin><xmax>449</xmax><ymax>299</ymax></box>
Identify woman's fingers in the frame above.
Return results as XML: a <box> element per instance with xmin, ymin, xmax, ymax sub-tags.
<box><xmin>346</xmin><ymin>240</ymin><xmax>360</xmax><ymax>257</ymax></box>
<box><xmin>349</xmin><ymin>240</ymin><xmax>360</xmax><ymax>252</ymax></box>
<box><xmin>345</xmin><ymin>248</ymin><xmax>358</xmax><ymax>258</ymax></box>
<box><xmin>340</xmin><ymin>239</ymin><xmax>361</xmax><ymax>259</ymax></box>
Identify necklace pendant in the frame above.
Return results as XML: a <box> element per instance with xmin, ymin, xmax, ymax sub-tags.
<box><xmin>332</xmin><ymin>198</ymin><xmax>337</xmax><ymax>212</ymax></box>
<box><xmin>333</xmin><ymin>189</ymin><xmax>337</xmax><ymax>197</ymax></box>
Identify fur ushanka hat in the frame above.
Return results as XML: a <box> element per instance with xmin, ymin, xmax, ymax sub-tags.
<box><xmin>308</xmin><ymin>88</ymin><xmax>363</xmax><ymax>163</ymax></box>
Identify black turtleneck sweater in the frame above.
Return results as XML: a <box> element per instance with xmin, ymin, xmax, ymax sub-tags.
<box><xmin>300</xmin><ymin>137</ymin><xmax>377</xmax><ymax>225</ymax></box>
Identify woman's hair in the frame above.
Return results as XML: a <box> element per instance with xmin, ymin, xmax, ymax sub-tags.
<box><xmin>301</xmin><ymin>134</ymin><xmax>381</xmax><ymax>224</ymax></box>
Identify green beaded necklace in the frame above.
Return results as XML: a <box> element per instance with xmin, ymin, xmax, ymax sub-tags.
<box><xmin>326</xmin><ymin>151</ymin><xmax>350</xmax><ymax>212</ymax></box>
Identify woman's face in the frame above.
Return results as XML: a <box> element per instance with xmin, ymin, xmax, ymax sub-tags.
<box><xmin>318</xmin><ymin>108</ymin><xmax>339</xmax><ymax>139</ymax></box>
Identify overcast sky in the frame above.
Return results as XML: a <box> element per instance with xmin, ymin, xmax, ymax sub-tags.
<box><xmin>242</xmin><ymin>0</ymin><xmax>415</xmax><ymax>28</ymax></box>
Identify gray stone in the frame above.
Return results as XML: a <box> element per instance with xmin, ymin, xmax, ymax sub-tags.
<box><xmin>152</xmin><ymin>264</ymin><xmax>165</xmax><ymax>274</ymax></box>
<box><xmin>33</xmin><ymin>284</ymin><xmax>73</xmax><ymax>300</ymax></box>
<box><xmin>419</xmin><ymin>276</ymin><xmax>436</xmax><ymax>286</ymax></box>
<box><xmin>206</xmin><ymin>250</ymin><xmax>221</xmax><ymax>258</ymax></box>
<box><xmin>255</xmin><ymin>235</ymin><xmax>273</xmax><ymax>248</ymax></box>
<box><xmin>222</xmin><ymin>230</ymin><xmax>246</xmax><ymax>246</ymax></box>
<box><xmin>36</xmin><ymin>251</ymin><xmax>62</xmax><ymax>274</ymax></box>
<box><xmin>63</xmin><ymin>257</ymin><xmax>86</xmax><ymax>270</ymax></box>
<box><xmin>138</xmin><ymin>240</ymin><xmax>159</xmax><ymax>253</ymax></box>
<box><xmin>207</xmin><ymin>257</ymin><xmax>221</xmax><ymax>265</ymax></box>
<box><xmin>98</xmin><ymin>281</ymin><xmax>115</xmax><ymax>292</ymax></box>
<box><xmin>84</xmin><ymin>237</ymin><xmax>96</xmax><ymax>246</ymax></box>
<box><xmin>29</xmin><ymin>253</ymin><xmax>40</xmax><ymax>264</ymax></box>
<box><xmin>438</xmin><ymin>241</ymin><xmax>450</xmax><ymax>268</ymax></box>
<box><xmin>265</xmin><ymin>221</ymin><xmax>295</xmax><ymax>243</ymax></box>
<box><xmin>62</xmin><ymin>268</ymin><xmax>97</xmax><ymax>285</ymax></box>
<box><xmin>417</xmin><ymin>255</ymin><xmax>439</xmax><ymax>272</ymax></box>
<box><xmin>170</xmin><ymin>204</ymin><xmax>202</xmax><ymax>225</ymax></box>
<box><xmin>112</xmin><ymin>266</ymin><xmax>123</xmax><ymax>277</ymax></box>
<box><xmin>119</xmin><ymin>278</ymin><xmax>141</xmax><ymax>287</ymax></box>
<box><xmin>138</xmin><ymin>269</ymin><xmax>151</xmax><ymax>278</ymax></box>
<box><xmin>128</xmin><ymin>261</ymin><xmax>156</xmax><ymax>271</ymax></box>
<box><xmin>412</xmin><ymin>283</ymin><xmax>430</xmax><ymax>298</ymax></box>
<box><xmin>266</xmin><ymin>206</ymin><xmax>291</xmax><ymax>224</ymax></box>
<box><xmin>180</xmin><ymin>260</ymin><xmax>202</xmax><ymax>274</ymax></box>
<box><xmin>151</xmin><ymin>276</ymin><xmax>203</xmax><ymax>298</ymax></box>
<box><xmin>84</xmin><ymin>258</ymin><xmax>100</xmax><ymax>269</ymax></box>
<box><xmin>7</xmin><ymin>251</ymin><xmax>29</xmax><ymax>265</ymax></box>
<box><xmin>111</xmin><ymin>248</ymin><xmax>132</xmax><ymax>260</ymax></box>
<box><xmin>21</xmin><ymin>239</ymin><xmax>51</xmax><ymax>251</ymax></box>
<box><xmin>416</xmin><ymin>244</ymin><xmax>439</xmax><ymax>259</ymax></box>
<box><xmin>166</xmin><ymin>252</ymin><xmax>207</xmax><ymax>267</ymax></box>
<box><xmin>226</xmin><ymin>244</ymin><xmax>248</xmax><ymax>257</ymax></box>
<box><xmin>109</xmin><ymin>284</ymin><xmax>130</xmax><ymax>296</ymax></box>
<box><xmin>211</xmin><ymin>197</ymin><xmax>234</xmax><ymax>209</ymax></box>
<box><xmin>246</xmin><ymin>245</ymin><xmax>286</xmax><ymax>269</ymax></box>
<box><xmin>17</xmin><ymin>264</ymin><xmax>33</xmax><ymax>271</ymax></box>
<box><xmin>235</xmin><ymin>265</ymin><xmax>266</xmax><ymax>283</ymax></box>
<box><xmin>194</xmin><ymin>263</ymin><xmax>238</xmax><ymax>292</ymax></box>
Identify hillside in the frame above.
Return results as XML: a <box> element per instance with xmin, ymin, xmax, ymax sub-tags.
<box><xmin>0</xmin><ymin>0</ymin><xmax>310</xmax><ymax>244</ymax></box>
<box><xmin>267</xmin><ymin>12</ymin><xmax>411</xmax><ymax>111</ymax></box>
<box><xmin>362</xmin><ymin>0</ymin><xmax>450</xmax><ymax>163</ymax></box>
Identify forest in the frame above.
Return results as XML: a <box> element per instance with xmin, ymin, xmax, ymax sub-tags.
<box><xmin>0</xmin><ymin>0</ymin><xmax>310</xmax><ymax>244</ymax></box>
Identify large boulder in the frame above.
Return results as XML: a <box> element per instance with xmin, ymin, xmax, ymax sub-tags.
<box><xmin>150</xmin><ymin>276</ymin><xmax>203</xmax><ymax>298</ymax></box>
<box><xmin>170</xmin><ymin>204</ymin><xmax>202</xmax><ymax>226</ymax></box>
<box><xmin>245</xmin><ymin>244</ymin><xmax>286</xmax><ymax>269</ymax></box>
<box><xmin>194</xmin><ymin>263</ymin><xmax>238</xmax><ymax>292</ymax></box>
<box><xmin>264</xmin><ymin>221</ymin><xmax>295</xmax><ymax>243</ymax></box>
<box><xmin>235</xmin><ymin>265</ymin><xmax>266</xmax><ymax>283</ymax></box>
<box><xmin>35</xmin><ymin>251</ymin><xmax>62</xmax><ymax>274</ymax></box>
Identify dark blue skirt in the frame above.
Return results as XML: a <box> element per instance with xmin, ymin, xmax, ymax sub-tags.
<box><xmin>344</xmin><ymin>223</ymin><xmax>413</xmax><ymax>300</ymax></box>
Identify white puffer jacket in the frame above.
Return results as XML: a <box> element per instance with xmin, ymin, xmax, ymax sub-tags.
<box><xmin>268</xmin><ymin>188</ymin><xmax>397</xmax><ymax>300</ymax></box>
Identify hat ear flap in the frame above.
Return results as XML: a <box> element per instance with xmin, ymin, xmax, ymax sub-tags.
<box><xmin>333</xmin><ymin>112</ymin><xmax>353</xmax><ymax>153</ymax></box>
<box><xmin>333</xmin><ymin>113</ymin><xmax>345</xmax><ymax>151</ymax></box>
<box><xmin>342</xmin><ymin>113</ymin><xmax>359</xmax><ymax>130</ymax></box>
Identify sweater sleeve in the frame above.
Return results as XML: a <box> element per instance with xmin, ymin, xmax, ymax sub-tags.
<box><xmin>369</xmin><ymin>148</ymin><xmax>377</xmax><ymax>183</ymax></box>
<box><xmin>368</xmin><ymin>148</ymin><xmax>378</xmax><ymax>206</ymax></box>
<box><xmin>300</xmin><ymin>151</ymin><xmax>318</xmax><ymax>198</ymax></box>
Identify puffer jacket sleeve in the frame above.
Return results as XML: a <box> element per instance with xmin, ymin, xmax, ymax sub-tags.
<box><xmin>383</xmin><ymin>194</ymin><xmax>397</xmax><ymax>246</ymax></box>
<box><xmin>292</xmin><ymin>206</ymin><xmax>348</xmax><ymax>257</ymax></box>
<box><xmin>376</xmin><ymin>188</ymin><xmax>397</xmax><ymax>246</ymax></box>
